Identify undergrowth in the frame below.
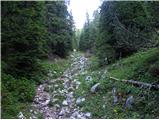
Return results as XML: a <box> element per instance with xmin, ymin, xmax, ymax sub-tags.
<box><xmin>1</xmin><ymin>57</ymin><xmax>70</xmax><ymax>118</ymax></box>
<box><xmin>75</xmin><ymin>47</ymin><xmax>159</xmax><ymax>119</ymax></box>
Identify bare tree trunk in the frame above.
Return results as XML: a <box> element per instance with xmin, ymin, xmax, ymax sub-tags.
<box><xmin>109</xmin><ymin>76</ymin><xmax>159</xmax><ymax>91</ymax></box>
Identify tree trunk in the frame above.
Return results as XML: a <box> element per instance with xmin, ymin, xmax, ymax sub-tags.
<box><xmin>109</xmin><ymin>76</ymin><xmax>159</xmax><ymax>91</ymax></box>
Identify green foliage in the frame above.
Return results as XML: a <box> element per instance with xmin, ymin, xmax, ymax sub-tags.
<box><xmin>96</xmin><ymin>44</ymin><xmax>116</xmax><ymax>66</ymax></box>
<box><xmin>78</xmin><ymin>1</ymin><xmax>159</xmax><ymax>66</ymax></box>
<box><xmin>73</xmin><ymin>29</ymin><xmax>81</xmax><ymax>50</ymax></box>
<box><xmin>1</xmin><ymin>1</ymin><xmax>46</xmax><ymax>77</ymax></box>
<box><xmin>1</xmin><ymin>73</ymin><xmax>36</xmax><ymax>118</ymax></box>
<box><xmin>1</xmin><ymin>1</ymin><xmax>74</xmax><ymax>118</ymax></box>
<box><xmin>45</xmin><ymin>1</ymin><xmax>74</xmax><ymax>58</ymax></box>
<box><xmin>108</xmin><ymin>48</ymin><xmax>158</xmax><ymax>83</ymax></box>
<box><xmin>41</xmin><ymin>58</ymin><xmax>70</xmax><ymax>79</ymax></box>
<box><xmin>79</xmin><ymin>10</ymin><xmax>100</xmax><ymax>52</ymax></box>
<box><xmin>75</xmin><ymin>48</ymin><xmax>158</xmax><ymax>119</ymax></box>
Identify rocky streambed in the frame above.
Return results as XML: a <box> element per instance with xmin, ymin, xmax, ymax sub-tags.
<box><xmin>19</xmin><ymin>52</ymin><xmax>92</xmax><ymax>119</ymax></box>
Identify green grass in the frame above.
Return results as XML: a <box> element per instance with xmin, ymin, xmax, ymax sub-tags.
<box><xmin>1</xmin><ymin>57</ymin><xmax>70</xmax><ymax>119</ymax></box>
<box><xmin>1</xmin><ymin>73</ymin><xmax>36</xmax><ymax>118</ymax></box>
<box><xmin>108</xmin><ymin>48</ymin><xmax>158</xmax><ymax>83</ymax></box>
<box><xmin>41</xmin><ymin>58</ymin><xmax>70</xmax><ymax>79</ymax></box>
<box><xmin>75</xmin><ymin>48</ymin><xmax>159</xmax><ymax>119</ymax></box>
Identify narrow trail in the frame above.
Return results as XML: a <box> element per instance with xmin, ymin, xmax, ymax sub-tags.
<box><xmin>31</xmin><ymin>52</ymin><xmax>91</xmax><ymax>119</ymax></box>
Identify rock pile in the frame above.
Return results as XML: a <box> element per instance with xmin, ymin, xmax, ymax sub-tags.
<box><xmin>27</xmin><ymin>52</ymin><xmax>91</xmax><ymax>119</ymax></box>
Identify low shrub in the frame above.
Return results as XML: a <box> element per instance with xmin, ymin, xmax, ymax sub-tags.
<box><xmin>1</xmin><ymin>73</ymin><xmax>36</xmax><ymax>118</ymax></box>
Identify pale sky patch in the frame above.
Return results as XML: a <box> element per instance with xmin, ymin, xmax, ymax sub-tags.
<box><xmin>68</xmin><ymin>0</ymin><xmax>101</xmax><ymax>29</ymax></box>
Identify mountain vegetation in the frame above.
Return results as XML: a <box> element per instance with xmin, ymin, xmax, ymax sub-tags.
<box><xmin>1</xmin><ymin>1</ymin><xmax>159</xmax><ymax>119</ymax></box>
<box><xmin>1</xmin><ymin>1</ymin><xmax>74</xmax><ymax>118</ymax></box>
<box><xmin>79</xmin><ymin>1</ymin><xmax>158</xmax><ymax>65</ymax></box>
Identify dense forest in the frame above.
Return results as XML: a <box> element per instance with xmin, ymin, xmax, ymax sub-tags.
<box><xmin>1</xmin><ymin>1</ymin><xmax>74</xmax><ymax>118</ymax></box>
<box><xmin>79</xmin><ymin>1</ymin><xmax>158</xmax><ymax>65</ymax></box>
<box><xmin>1</xmin><ymin>1</ymin><xmax>159</xmax><ymax>119</ymax></box>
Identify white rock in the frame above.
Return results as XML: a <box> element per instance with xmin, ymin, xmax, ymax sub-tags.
<box><xmin>70</xmin><ymin>116</ymin><xmax>75</xmax><ymax>119</ymax></box>
<box><xmin>30</xmin><ymin>109</ymin><xmax>33</xmax><ymax>113</ymax></box>
<box><xmin>66</xmin><ymin>97</ymin><xmax>72</xmax><ymax>104</ymax></box>
<box><xmin>53</xmin><ymin>71</ymin><xmax>57</xmax><ymax>74</ymax></box>
<box><xmin>76</xmin><ymin>97</ymin><xmax>81</xmax><ymax>104</ymax></box>
<box><xmin>76</xmin><ymin>97</ymin><xmax>85</xmax><ymax>105</ymax></box>
<box><xmin>52</xmin><ymin>98</ymin><xmax>58</xmax><ymax>103</ymax></box>
<box><xmin>18</xmin><ymin>112</ymin><xmax>23</xmax><ymax>118</ymax></box>
<box><xmin>62</xmin><ymin>100</ymin><xmax>68</xmax><ymax>106</ymax></box>
<box><xmin>103</xmin><ymin>105</ymin><xmax>106</xmax><ymax>108</ymax></box>
<box><xmin>77</xmin><ymin>114</ymin><xmax>82</xmax><ymax>118</ymax></box>
<box><xmin>55</xmin><ymin>104</ymin><xmax>60</xmax><ymax>108</ymax></box>
<box><xmin>72</xmin><ymin>111</ymin><xmax>79</xmax><ymax>117</ymax></box>
<box><xmin>85</xmin><ymin>112</ymin><xmax>91</xmax><ymax>118</ymax></box>
<box><xmin>32</xmin><ymin>115</ymin><xmax>37</xmax><ymax>119</ymax></box>
<box><xmin>42</xmin><ymin>99</ymin><xmax>50</xmax><ymax>106</ymax></box>
<box><xmin>113</xmin><ymin>96</ymin><xmax>118</xmax><ymax>104</ymax></box>
<box><xmin>85</xmin><ymin>76</ymin><xmax>93</xmax><ymax>81</ymax></box>
<box><xmin>76</xmin><ymin>86</ymin><xmax>79</xmax><ymax>89</ymax></box>
<box><xmin>54</xmin><ymin>84</ymin><xmax>59</xmax><ymax>87</ymax></box>
<box><xmin>34</xmin><ymin>111</ymin><xmax>38</xmax><ymax>115</ymax></box>
<box><xmin>76</xmin><ymin>81</ymin><xmax>81</xmax><ymax>85</ymax></box>
<box><xmin>112</xmin><ymin>87</ymin><xmax>117</xmax><ymax>96</ymax></box>
<box><xmin>81</xmin><ymin>98</ymin><xmax>85</xmax><ymax>102</ymax></box>
<box><xmin>90</xmin><ymin>83</ymin><xmax>100</xmax><ymax>93</ymax></box>
<box><xmin>59</xmin><ymin>108</ymin><xmax>65</xmax><ymax>116</ymax></box>
<box><xmin>70</xmin><ymin>54</ymin><xmax>74</xmax><ymax>58</ymax></box>
<box><xmin>17</xmin><ymin>112</ymin><xmax>25</xmax><ymax>119</ymax></box>
<box><xmin>125</xmin><ymin>95</ymin><xmax>134</xmax><ymax>109</ymax></box>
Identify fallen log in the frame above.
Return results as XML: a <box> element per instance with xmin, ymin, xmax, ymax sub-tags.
<box><xmin>109</xmin><ymin>76</ymin><xmax>159</xmax><ymax>91</ymax></box>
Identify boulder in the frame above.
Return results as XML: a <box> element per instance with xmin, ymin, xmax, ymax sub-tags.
<box><xmin>125</xmin><ymin>95</ymin><xmax>134</xmax><ymax>109</ymax></box>
<box><xmin>90</xmin><ymin>83</ymin><xmax>100</xmax><ymax>93</ymax></box>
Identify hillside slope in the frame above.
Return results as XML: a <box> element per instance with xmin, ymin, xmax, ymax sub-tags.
<box><xmin>74</xmin><ymin>47</ymin><xmax>159</xmax><ymax>119</ymax></box>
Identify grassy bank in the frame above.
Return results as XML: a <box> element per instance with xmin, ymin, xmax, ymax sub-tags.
<box><xmin>75</xmin><ymin>47</ymin><xmax>159</xmax><ymax>119</ymax></box>
<box><xmin>1</xmin><ymin>58</ymin><xmax>70</xmax><ymax>118</ymax></box>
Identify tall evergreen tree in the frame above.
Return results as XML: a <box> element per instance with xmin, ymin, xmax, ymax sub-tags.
<box><xmin>96</xmin><ymin>1</ymin><xmax>159</xmax><ymax>66</ymax></box>
<box><xmin>45</xmin><ymin>1</ymin><xmax>74</xmax><ymax>58</ymax></box>
<box><xmin>2</xmin><ymin>1</ymin><xmax>46</xmax><ymax>77</ymax></box>
<box><xmin>79</xmin><ymin>10</ymin><xmax>100</xmax><ymax>53</ymax></box>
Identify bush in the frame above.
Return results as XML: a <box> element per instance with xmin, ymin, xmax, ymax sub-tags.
<box><xmin>1</xmin><ymin>73</ymin><xmax>36</xmax><ymax>118</ymax></box>
<box><xmin>2</xmin><ymin>74</ymin><xmax>36</xmax><ymax>102</ymax></box>
<box><xmin>96</xmin><ymin>44</ymin><xmax>116</xmax><ymax>66</ymax></box>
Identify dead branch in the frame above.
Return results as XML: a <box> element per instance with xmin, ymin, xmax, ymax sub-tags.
<box><xmin>109</xmin><ymin>76</ymin><xmax>159</xmax><ymax>91</ymax></box>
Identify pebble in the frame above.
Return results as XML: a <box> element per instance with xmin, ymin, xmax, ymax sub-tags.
<box><xmin>90</xmin><ymin>83</ymin><xmax>100</xmax><ymax>93</ymax></box>
<box><xmin>34</xmin><ymin>111</ymin><xmax>38</xmax><ymax>115</ymax></box>
<box><xmin>59</xmin><ymin>109</ymin><xmax>65</xmax><ymax>116</ymax></box>
<box><xmin>55</xmin><ymin>104</ymin><xmax>60</xmax><ymax>108</ymax></box>
<box><xmin>85</xmin><ymin>112</ymin><xmax>91</xmax><ymax>118</ymax></box>
<box><xmin>85</xmin><ymin>76</ymin><xmax>93</xmax><ymax>81</ymax></box>
<box><xmin>76</xmin><ymin>97</ymin><xmax>85</xmax><ymax>105</ymax></box>
<box><xmin>32</xmin><ymin>115</ymin><xmax>37</xmax><ymax>119</ymax></box>
<box><xmin>103</xmin><ymin>105</ymin><xmax>106</xmax><ymax>108</ymax></box>
<box><xmin>62</xmin><ymin>100</ymin><xmax>68</xmax><ymax>106</ymax></box>
<box><xmin>81</xmin><ymin>98</ymin><xmax>85</xmax><ymax>102</ymax></box>
<box><xmin>17</xmin><ymin>112</ymin><xmax>25</xmax><ymax>119</ymax></box>
<box><xmin>30</xmin><ymin>109</ymin><xmax>33</xmax><ymax>113</ymax></box>
<box><xmin>54</xmin><ymin>84</ymin><xmax>59</xmax><ymax>87</ymax></box>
